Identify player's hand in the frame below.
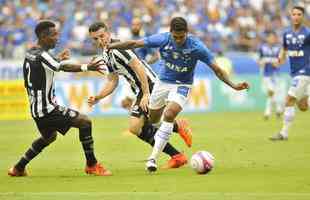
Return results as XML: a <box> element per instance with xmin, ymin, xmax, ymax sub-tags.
<box><xmin>140</xmin><ymin>94</ymin><xmax>150</xmax><ymax>112</ymax></box>
<box><xmin>88</xmin><ymin>96</ymin><xmax>100</xmax><ymax>107</ymax></box>
<box><xmin>87</xmin><ymin>57</ymin><xmax>105</xmax><ymax>71</ymax></box>
<box><xmin>271</xmin><ymin>61</ymin><xmax>280</xmax><ymax>68</ymax></box>
<box><xmin>232</xmin><ymin>82</ymin><xmax>249</xmax><ymax>91</ymax></box>
<box><xmin>58</xmin><ymin>49</ymin><xmax>70</xmax><ymax>61</ymax></box>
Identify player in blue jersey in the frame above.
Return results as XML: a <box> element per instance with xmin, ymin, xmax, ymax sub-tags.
<box><xmin>108</xmin><ymin>17</ymin><xmax>249</xmax><ymax>172</ymax></box>
<box><xmin>270</xmin><ymin>6</ymin><xmax>310</xmax><ymax>141</ymax></box>
<box><xmin>258</xmin><ymin>31</ymin><xmax>283</xmax><ymax>120</ymax></box>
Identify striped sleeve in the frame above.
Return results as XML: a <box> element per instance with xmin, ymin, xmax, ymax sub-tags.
<box><xmin>40</xmin><ymin>51</ymin><xmax>61</xmax><ymax>72</ymax></box>
<box><xmin>113</xmin><ymin>49</ymin><xmax>138</xmax><ymax>65</ymax></box>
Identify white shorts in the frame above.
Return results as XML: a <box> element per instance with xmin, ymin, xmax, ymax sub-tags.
<box><xmin>262</xmin><ymin>76</ymin><xmax>278</xmax><ymax>92</ymax></box>
<box><xmin>288</xmin><ymin>75</ymin><xmax>310</xmax><ymax>100</ymax></box>
<box><xmin>149</xmin><ymin>80</ymin><xmax>192</xmax><ymax>110</ymax></box>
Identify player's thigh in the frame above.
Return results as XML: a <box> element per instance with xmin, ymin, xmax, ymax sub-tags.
<box><xmin>167</xmin><ymin>84</ymin><xmax>191</xmax><ymax>110</ymax></box>
<box><xmin>149</xmin><ymin>80</ymin><xmax>170</xmax><ymax>110</ymax></box>
<box><xmin>37</xmin><ymin>106</ymin><xmax>80</xmax><ymax>135</ymax></box>
<box><xmin>288</xmin><ymin>76</ymin><xmax>309</xmax><ymax>101</ymax></box>
<box><xmin>128</xmin><ymin>116</ymin><xmax>145</xmax><ymax>135</ymax></box>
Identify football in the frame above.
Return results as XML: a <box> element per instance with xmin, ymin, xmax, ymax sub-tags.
<box><xmin>190</xmin><ymin>151</ymin><xmax>215</xmax><ymax>174</ymax></box>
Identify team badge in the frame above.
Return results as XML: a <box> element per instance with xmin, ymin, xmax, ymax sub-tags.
<box><xmin>172</xmin><ymin>52</ymin><xmax>179</xmax><ymax>59</ymax></box>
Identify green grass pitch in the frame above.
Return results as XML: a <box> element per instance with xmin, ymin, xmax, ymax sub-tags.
<box><xmin>0</xmin><ymin>112</ymin><xmax>310</xmax><ymax>200</ymax></box>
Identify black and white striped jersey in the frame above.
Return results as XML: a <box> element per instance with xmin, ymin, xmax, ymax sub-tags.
<box><xmin>102</xmin><ymin>46</ymin><xmax>157</xmax><ymax>96</ymax></box>
<box><xmin>23</xmin><ymin>47</ymin><xmax>61</xmax><ymax>118</ymax></box>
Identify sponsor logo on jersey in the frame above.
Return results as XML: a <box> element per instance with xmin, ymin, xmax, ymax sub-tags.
<box><xmin>288</xmin><ymin>50</ymin><xmax>304</xmax><ymax>57</ymax></box>
<box><xmin>165</xmin><ymin>62</ymin><xmax>189</xmax><ymax>72</ymax></box>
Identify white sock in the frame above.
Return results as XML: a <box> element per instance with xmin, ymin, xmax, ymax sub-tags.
<box><xmin>148</xmin><ymin>121</ymin><xmax>174</xmax><ymax>160</ymax></box>
<box><xmin>264</xmin><ymin>97</ymin><xmax>272</xmax><ymax>116</ymax></box>
<box><xmin>280</xmin><ymin>106</ymin><xmax>295</xmax><ymax>137</ymax></box>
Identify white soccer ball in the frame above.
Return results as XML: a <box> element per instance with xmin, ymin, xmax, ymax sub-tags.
<box><xmin>190</xmin><ymin>151</ymin><xmax>215</xmax><ymax>174</ymax></box>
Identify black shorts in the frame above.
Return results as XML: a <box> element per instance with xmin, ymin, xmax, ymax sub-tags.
<box><xmin>34</xmin><ymin>106</ymin><xmax>79</xmax><ymax>138</ymax></box>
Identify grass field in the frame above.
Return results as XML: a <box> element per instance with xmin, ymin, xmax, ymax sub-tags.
<box><xmin>1</xmin><ymin>112</ymin><xmax>310</xmax><ymax>200</ymax></box>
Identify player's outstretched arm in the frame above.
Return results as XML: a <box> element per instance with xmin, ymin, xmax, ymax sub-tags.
<box><xmin>88</xmin><ymin>73</ymin><xmax>119</xmax><ymax>107</ymax></box>
<box><xmin>108</xmin><ymin>40</ymin><xmax>145</xmax><ymax>50</ymax></box>
<box><xmin>59</xmin><ymin>57</ymin><xmax>104</xmax><ymax>72</ymax></box>
<box><xmin>209</xmin><ymin>62</ymin><xmax>249</xmax><ymax>91</ymax></box>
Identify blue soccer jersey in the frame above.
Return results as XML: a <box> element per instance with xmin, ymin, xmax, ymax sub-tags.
<box><xmin>283</xmin><ymin>26</ymin><xmax>310</xmax><ymax>77</ymax></box>
<box><xmin>259</xmin><ymin>44</ymin><xmax>281</xmax><ymax>76</ymax></box>
<box><xmin>143</xmin><ymin>32</ymin><xmax>215</xmax><ymax>84</ymax></box>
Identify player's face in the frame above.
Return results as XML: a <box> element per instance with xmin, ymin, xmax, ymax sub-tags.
<box><xmin>171</xmin><ymin>31</ymin><xmax>187</xmax><ymax>46</ymax></box>
<box><xmin>291</xmin><ymin>8</ymin><xmax>304</xmax><ymax>26</ymax></box>
<box><xmin>42</xmin><ymin>27</ymin><xmax>59</xmax><ymax>49</ymax></box>
<box><xmin>131</xmin><ymin>19</ymin><xmax>142</xmax><ymax>34</ymax></box>
<box><xmin>267</xmin><ymin>34</ymin><xmax>276</xmax><ymax>45</ymax></box>
<box><xmin>90</xmin><ymin>28</ymin><xmax>110</xmax><ymax>49</ymax></box>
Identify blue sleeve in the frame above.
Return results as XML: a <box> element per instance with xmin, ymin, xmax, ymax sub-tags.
<box><xmin>197</xmin><ymin>43</ymin><xmax>215</xmax><ymax>66</ymax></box>
<box><xmin>143</xmin><ymin>33</ymin><xmax>168</xmax><ymax>48</ymax></box>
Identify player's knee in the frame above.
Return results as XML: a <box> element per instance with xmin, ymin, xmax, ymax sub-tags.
<box><xmin>297</xmin><ymin>102</ymin><xmax>308</xmax><ymax>112</ymax></box>
<box><xmin>163</xmin><ymin>109</ymin><xmax>177</xmax><ymax>122</ymax></box>
<box><xmin>129</xmin><ymin>126</ymin><xmax>140</xmax><ymax>135</ymax></box>
<box><xmin>80</xmin><ymin>115</ymin><xmax>92</xmax><ymax>128</ymax></box>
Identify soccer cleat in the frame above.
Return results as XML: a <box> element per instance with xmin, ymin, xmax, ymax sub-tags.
<box><xmin>85</xmin><ymin>162</ymin><xmax>112</xmax><ymax>176</ymax></box>
<box><xmin>163</xmin><ymin>153</ymin><xmax>187</xmax><ymax>169</ymax></box>
<box><xmin>146</xmin><ymin>159</ymin><xmax>157</xmax><ymax>172</ymax></box>
<box><xmin>269</xmin><ymin>133</ymin><xmax>288</xmax><ymax>141</ymax></box>
<box><xmin>8</xmin><ymin>167</ymin><xmax>27</xmax><ymax>177</ymax></box>
<box><xmin>176</xmin><ymin>119</ymin><xmax>192</xmax><ymax>147</ymax></box>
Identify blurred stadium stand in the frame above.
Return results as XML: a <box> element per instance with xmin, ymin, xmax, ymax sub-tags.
<box><xmin>0</xmin><ymin>0</ymin><xmax>309</xmax><ymax>58</ymax></box>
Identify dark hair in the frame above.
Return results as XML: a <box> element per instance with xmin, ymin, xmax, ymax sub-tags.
<box><xmin>170</xmin><ymin>17</ymin><xmax>188</xmax><ymax>32</ymax></box>
<box><xmin>292</xmin><ymin>6</ymin><xmax>305</xmax><ymax>14</ymax></box>
<box><xmin>35</xmin><ymin>20</ymin><xmax>55</xmax><ymax>38</ymax></box>
<box><xmin>89</xmin><ymin>22</ymin><xmax>108</xmax><ymax>33</ymax></box>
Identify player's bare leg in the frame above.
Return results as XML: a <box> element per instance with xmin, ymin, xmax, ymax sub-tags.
<box><xmin>270</xmin><ymin>95</ymin><xmax>296</xmax><ymax>141</ymax></box>
<box><xmin>146</xmin><ymin>101</ymin><xmax>182</xmax><ymax>172</ymax></box>
<box><xmin>297</xmin><ymin>96</ymin><xmax>309</xmax><ymax>112</ymax></box>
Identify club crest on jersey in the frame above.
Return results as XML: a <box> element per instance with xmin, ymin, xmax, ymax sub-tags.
<box><xmin>172</xmin><ymin>52</ymin><xmax>179</xmax><ymax>59</ymax></box>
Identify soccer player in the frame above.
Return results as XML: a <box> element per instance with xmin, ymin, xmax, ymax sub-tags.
<box><xmin>87</xmin><ymin>22</ymin><xmax>191</xmax><ymax>169</ymax></box>
<box><xmin>121</xmin><ymin>17</ymin><xmax>160</xmax><ymax>110</ymax></box>
<box><xmin>108</xmin><ymin>17</ymin><xmax>249</xmax><ymax>172</ymax></box>
<box><xmin>8</xmin><ymin>20</ymin><xmax>112</xmax><ymax>177</ymax></box>
<box><xmin>258</xmin><ymin>31</ymin><xmax>282</xmax><ymax>120</ymax></box>
<box><xmin>270</xmin><ymin>6</ymin><xmax>310</xmax><ymax>141</ymax></box>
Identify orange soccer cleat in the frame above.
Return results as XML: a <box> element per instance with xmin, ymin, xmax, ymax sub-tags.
<box><xmin>176</xmin><ymin>119</ymin><xmax>192</xmax><ymax>147</ymax></box>
<box><xmin>163</xmin><ymin>153</ymin><xmax>188</xmax><ymax>169</ymax></box>
<box><xmin>85</xmin><ymin>162</ymin><xmax>112</xmax><ymax>176</ymax></box>
<box><xmin>8</xmin><ymin>167</ymin><xmax>27</xmax><ymax>177</ymax></box>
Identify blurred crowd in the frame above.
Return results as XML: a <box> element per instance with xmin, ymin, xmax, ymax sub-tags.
<box><xmin>0</xmin><ymin>0</ymin><xmax>309</xmax><ymax>59</ymax></box>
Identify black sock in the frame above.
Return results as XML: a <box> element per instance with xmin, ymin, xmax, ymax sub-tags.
<box><xmin>138</xmin><ymin>123</ymin><xmax>180</xmax><ymax>157</ymax></box>
<box><xmin>173</xmin><ymin>121</ymin><xmax>178</xmax><ymax>132</ymax></box>
<box><xmin>15</xmin><ymin>137</ymin><xmax>50</xmax><ymax>171</ymax></box>
<box><xmin>79</xmin><ymin>126</ymin><xmax>97</xmax><ymax>167</ymax></box>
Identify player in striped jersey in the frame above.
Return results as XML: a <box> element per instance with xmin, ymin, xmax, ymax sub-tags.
<box><xmin>87</xmin><ymin>22</ymin><xmax>191</xmax><ymax>169</ymax></box>
<box><xmin>8</xmin><ymin>20</ymin><xmax>111</xmax><ymax>177</ymax></box>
